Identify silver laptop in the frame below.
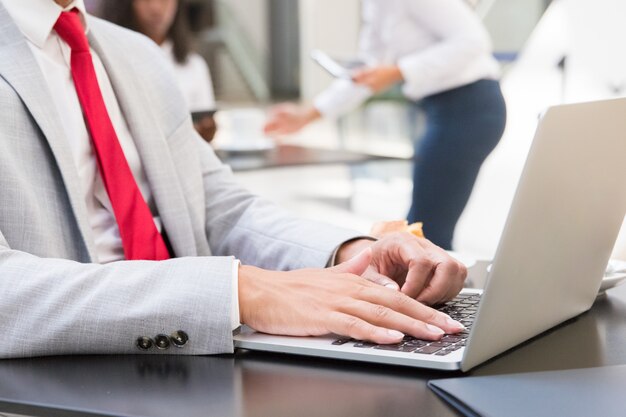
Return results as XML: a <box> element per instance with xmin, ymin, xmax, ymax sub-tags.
<box><xmin>234</xmin><ymin>98</ymin><xmax>626</xmax><ymax>372</ymax></box>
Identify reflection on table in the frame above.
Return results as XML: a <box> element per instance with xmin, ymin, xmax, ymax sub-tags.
<box><xmin>215</xmin><ymin>144</ymin><xmax>399</xmax><ymax>172</ymax></box>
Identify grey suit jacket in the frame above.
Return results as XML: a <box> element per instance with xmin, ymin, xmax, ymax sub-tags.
<box><xmin>0</xmin><ymin>6</ymin><xmax>360</xmax><ymax>358</ymax></box>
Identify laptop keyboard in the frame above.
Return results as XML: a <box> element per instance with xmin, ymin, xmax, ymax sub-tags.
<box><xmin>331</xmin><ymin>293</ymin><xmax>481</xmax><ymax>356</ymax></box>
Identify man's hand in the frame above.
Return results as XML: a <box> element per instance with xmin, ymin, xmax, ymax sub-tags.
<box><xmin>336</xmin><ymin>234</ymin><xmax>467</xmax><ymax>306</ymax></box>
<box><xmin>264</xmin><ymin>103</ymin><xmax>321</xmax><ymax>136</ymax></box>
<box><xmin>351</xmin><ymin>65</ymin><xmax>404</xmax><ymax>94</ymax></box>
<box><xmin>193</xmin><ymin>115</ymin><xmax>217</xmax><ymax>143</ymax></box>
<box><xmin>238</xmin><ymin>249</ymin><xmax>465</xmax><ymax>345</ymax></box>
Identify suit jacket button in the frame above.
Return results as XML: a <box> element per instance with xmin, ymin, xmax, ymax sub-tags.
<box><xmin>170</xmin><ymin>330</ymin><xmax>189</xmax><ymax>348</ymax></box>
<box><xmin>136</xmin><ymin>336</ymin><xmax>153</xmax><ymax>350</ymax></box>
<box><xmin>154</xmin><ymin>334</ymin><xmax>170</xmax><ymax>350</ymax></box>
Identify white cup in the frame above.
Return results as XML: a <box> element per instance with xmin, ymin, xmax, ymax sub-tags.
<box><xmin>228</xmin><ymin>108</ymin><xmax>268</xmax><ymax>144</ymax></box>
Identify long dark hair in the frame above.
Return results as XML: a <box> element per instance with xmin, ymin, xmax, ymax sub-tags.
<box><xmin>100</xmin><ymin>0</ymin><xmax>192</xmax><ymax>64</ymax></box>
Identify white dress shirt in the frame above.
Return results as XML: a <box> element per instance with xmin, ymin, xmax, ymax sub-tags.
<box><xmin>2</xmin><ymin>0</ymin><xmax>160</xmax><ymax>264</ymax></box>
<box><xmin>314</xmin><ymin>0</ymin><xmax>501</xmax><ymax>119</ymax></box>
<box><xmin>160</xmin><ymin>40</ymin><xmax>216</xmax><ymax>111</ymax></box>
<box><xmin>1</xmin><ymin>0</ymin><xmax>239</xmax><ymax>329</ymax></box>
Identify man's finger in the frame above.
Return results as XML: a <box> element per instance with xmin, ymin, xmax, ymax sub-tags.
<box><xmin>361</xmin><ymin>266</ymin><xmax>400</xmax><ymax>290</ymax></box>
<box><xmin>353</xmin><ymin>284</ymin><xmax>464</xmax><ymax>334</ymax></box>
<box><xmin>395</xmin><ymin>241</ymin><xmax>437</xmax><ymax>299</ymax></box>
<box><xmin>417</xmin><ymin>259</ymin><xmax>466</xmax><ymax>306</ymax></box>
<box><xmin>339</xmin><ymin>299</ymin><xmax>446</xmax><ymax>341</ymax></box>
<box><xmin>325</xmin><ymin>312</ymin><xmax>404</xmax><ymax>345</ymax></box>
<box><xmin>331</xmin><ymin>248</ymin><xmax>372</xmax><ymax>276</ymax></box>
<box><xmin>411</xmin><ymin>239</ymin><xmax>466</xmax><ymax>305</ymax></box>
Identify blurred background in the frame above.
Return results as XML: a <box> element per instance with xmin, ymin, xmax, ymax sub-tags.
<box><xmin>88</xmin><ymin>0</ymin><xmax>626</xmax><ymax>262</ymax></box>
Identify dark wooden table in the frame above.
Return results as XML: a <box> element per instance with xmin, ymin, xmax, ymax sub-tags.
<box><xmin>1</xmin><ymin>284</ymin><xmax>626</xmax><ymax>417</ymax></box>
<box><xmin>215</xmin><ymin>144</ymin><xmax>399</xmax><ymax>172</ymax></box>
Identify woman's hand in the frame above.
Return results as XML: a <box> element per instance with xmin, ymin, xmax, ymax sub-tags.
<box><xmin>193</xmin><ymin>115</ymin><xmax>217</xmax><ymax>143</ymax></box>
<box><xmin>352</xmin><ymin>65</ymin><xmax>404</xmax><ymax>93</ymax></box>
<box><xmin>264</xmin><ymin>103</ymin><xmax>321</xmax><ymax>136</ymax></box>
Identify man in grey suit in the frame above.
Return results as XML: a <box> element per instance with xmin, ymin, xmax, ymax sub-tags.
<box><xmin>0</xmin><ymin>0</ymin><xmax>466</xmax><ymax>358</ymax></box>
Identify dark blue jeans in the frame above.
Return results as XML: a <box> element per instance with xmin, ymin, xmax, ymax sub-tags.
<box><xmin>407</xmin><ymin>79</ymin><xmax>506</xmax><ymax>250</ymax></box>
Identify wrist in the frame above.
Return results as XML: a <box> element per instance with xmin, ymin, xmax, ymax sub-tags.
<box><xmin>335</xmin><ymin>237</ymin><xmax>377</xmax><ymax>265</ymax></box>
<box><xmin>238</xmin><ymin>264</ymin><xmax>264</xmax><ymax>326</ymax></box>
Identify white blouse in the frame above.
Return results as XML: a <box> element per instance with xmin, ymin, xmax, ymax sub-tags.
<box><xmin>160</xmin><ymin>40</ymin><xmax>216</xmax><ymax>111</ymax></box>
<box><xmin>314</xmin><ymin>0</ymin><xmax>500</xmax><ymax>119</ymax></box>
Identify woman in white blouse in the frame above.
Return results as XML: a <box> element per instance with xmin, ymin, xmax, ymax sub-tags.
<box><xmin>103</xmin><ymin>0</ymin><xmax>217</xmax><ymax>142</ymax></box>
<box><xmin>265</xmin><ymin>0</ymin><xmax>506</xmax><ymax>250</ymax></box>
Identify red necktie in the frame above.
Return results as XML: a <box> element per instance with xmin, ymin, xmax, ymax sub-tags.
<box><xmin>54</xmin><ymin>10</ymin><xmax>170</xmax><ymax>261</ymax></box>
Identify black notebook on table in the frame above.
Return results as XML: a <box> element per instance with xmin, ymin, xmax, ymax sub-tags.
<box><xmin>429</xmin><ymin>365</ymin><xmax>626</xmax><ymax>417</ymax></box>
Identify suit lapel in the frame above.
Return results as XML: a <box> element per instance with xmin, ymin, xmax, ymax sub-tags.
<box><xmin>0</xmin><ymin>6</ymin><xmax>98</xmax><ymax>261</ymax></box>
<box><xmin>87</xmin><ymin>22</ymin><xmax>198</xmax><ymax>258</ymax></box>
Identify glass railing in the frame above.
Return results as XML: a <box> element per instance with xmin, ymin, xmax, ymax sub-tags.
<box><xmin>210</xmin><ymin>0</ymin><xmax>271</xmax><ymax>102</ymax></box>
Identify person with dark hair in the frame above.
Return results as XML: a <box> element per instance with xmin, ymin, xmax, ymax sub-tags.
<box><xmin>102</xmin><ymin>0</ymin><xmax>217</xmax><ymax>142</ymax></box>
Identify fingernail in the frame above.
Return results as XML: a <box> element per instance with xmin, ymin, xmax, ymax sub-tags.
<box><xmin>387</xmin><ymin>330</ymin><xmax>404</xmax><ymax>339</ymax></box>
<box><xmin>426</xmin><ymin>324</ymin><xmax>445</xmax><ymax>335</ymax></box>
<box><xmin>446</xmin><ymin>317</ymin><xmax>466</xmax><ymax>330</ymax></box>
<box><xmin>385</xmin><ymin>283</ymin><xmax>399</xmax><ymax>290</ymax></box>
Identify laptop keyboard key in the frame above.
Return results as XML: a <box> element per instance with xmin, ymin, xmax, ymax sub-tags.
<box><xmin>441</xmin><ymin>335</ymin><xmax>463</xmax><ymax>343</ymax></box>
<box><xmin>354</xmin><ymin>342</ymin><xmax>376</xmax><ymax>348</ymax></box>
<box><xmin>374</xmin><ymin>344</ymin><xmax>416</xmax><ymax>352</ymax></box>
<box><xmin>404</xmin><ymin>340</ymin><xmax>429</xmax><ymax>348</ymax></box>
<box><xmin>428</xmin><ymin>341</ymin><xmax>452</xmax><ymax>348</ymax></box>
<box><xmin>416</xmin><ymin>346</ymin><xmax>443</xmax><ymax>354</ymax></box>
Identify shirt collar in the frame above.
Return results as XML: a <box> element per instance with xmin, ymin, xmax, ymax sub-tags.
<box><xmin>160</xmin><ymin>39</ymin><xmax>173</xmax><ymax>54</ymax></box>
<box><xmin>1</xmin><ymin>0</ymin><xmax>88</xmax><ymax>49</ymax></box>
